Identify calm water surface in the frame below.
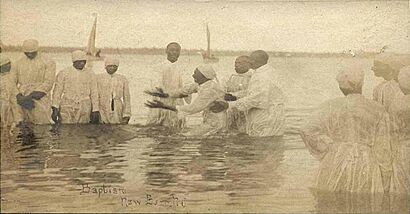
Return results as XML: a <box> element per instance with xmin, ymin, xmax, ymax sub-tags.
<box><xmin>1</xmin><ymin>53</ymin><xmax>408</xmax><ymax>212</ymax></box>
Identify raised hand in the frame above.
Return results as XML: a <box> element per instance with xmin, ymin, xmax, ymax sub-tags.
<box><xmin>144</xmin><ymin>100</ymin><xmax>177</xmax><ymax>112</ymax></box>
<box><xmin>144</xmin><ymin>87</ymin><xmax>169</xmax><ymax>98</ymax></box>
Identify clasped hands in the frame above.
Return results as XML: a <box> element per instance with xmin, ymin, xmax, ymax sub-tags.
<box><xmin>16</xmin><ymin>91</ymin><xmax>47</xmax><ymax>110</ymax></box>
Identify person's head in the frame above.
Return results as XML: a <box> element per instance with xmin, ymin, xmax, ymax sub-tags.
<box><xmin>166</xmin><ymin>42</ymin><xmax>181</xmax><ymax>63</ymax></box>
<box><xmin>71</xmin><ymin>50</ymin><xmax>87</xmax><ymax>70</ymax></box>
<box><xmin>22</xmin><ymin>39</ymin><xmax>39</xmax><ymax>60</ymax></box>
<box><xmin>105</xmin><ymin>58</ymin><xmax>119</xmax><ymax>75</ymax></box>
<box><xmin>336</xmin><ymin>66</ymin><xmax>364</xmax><ymax>96</ymax></box>
<box><xmin>398</xmin><ymin>66</ymin><xmax>410</xmax><ymax>95</ymax></box>
<box><xmin>249</xmin><ymin>50</ymin><xmax>269</xmax><ymax>70</ymax></box>
<box><xmin>235</xmin><ymin>56</ymin><xmax>252</xmax><ymax>74</ymax></box>
<box><xmin>0</xmin><ymin>57</ymin><xmax>11</xmax><ymax>73</ymax></box>
<box><xmin>192</xmin><ymin>64</ymin><xmax>216</xmax><ymax>85</ymax></box>
<box><xmin>372</xmin><ymin>53</ymin><xmax>409</xmax><ymax>81</ymax></box>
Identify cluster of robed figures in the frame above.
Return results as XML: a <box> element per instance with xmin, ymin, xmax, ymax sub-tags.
<box><xmin>0</xmin><ymin>39</ymin><xmax>409</xmax><ymax>195</ymax></box>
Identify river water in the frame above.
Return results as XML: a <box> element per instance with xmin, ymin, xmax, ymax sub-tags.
<box><xmin>1</xmin><ymin>53</ymin><xmax>409</xmax><ymax>212</ymax></box>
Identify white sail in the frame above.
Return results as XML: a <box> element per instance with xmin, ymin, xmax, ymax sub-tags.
<box><xmin>86</xmin><ymin>14</ymin><xmax>98</xmax><ymax>56</ymax></box>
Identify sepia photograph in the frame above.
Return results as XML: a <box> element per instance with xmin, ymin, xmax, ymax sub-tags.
<box><xmin>0</xmin><ymin>0</ymin><xmax>409</xmax><ymax>213</ymax></box>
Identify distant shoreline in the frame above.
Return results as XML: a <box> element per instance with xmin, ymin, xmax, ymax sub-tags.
<box><xmin>2</xmin><ymin>45</ymin><xmax>382</xmax><ymax>58</ymax></box>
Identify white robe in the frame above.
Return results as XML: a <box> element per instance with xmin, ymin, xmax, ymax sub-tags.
<box><xmin>176</xmin><ymin>80</ymin><xmax>226</xmax><ymax>136</ymax></box>
<box><xmin>15</xmin><ymin>54</ymin><xmax>56</xmax><ymax>124</ymax></box>
<box><xmin>52</xmin><ymin>67</ymin><xmax>99</xmax><ymax>124</ymax></box>
<box><xmin>97</xmin><ymin>73</ymin><xmax>131</xmax><ymax>124</ymax></box>
<box><xmin>225</xmin><ymin>72</ymin><xmax>252</xmax><ymax>133</ymax></box>
<box><xmin>300</xmin><ymin>94</ymin><xmax>407</xmax><ymax>193</ymax></box>
<box><xmin>373</xmin><ymin>80</ymin><xmax>405</xmax><ymax>111</ymax></box>
<box><xmin>146</xmin><ymin>60</ymin><xmax>190</xmax><ymax>128</ymax></box>
<box><xmin>1</xmin><ymin>68</ymin><xmax>22</xmax><ymax>127</ymax></box>
<box><xmin>230</xmin><ymin>64</ymin><xmax>285</xmax><ymax>137</ymax></box>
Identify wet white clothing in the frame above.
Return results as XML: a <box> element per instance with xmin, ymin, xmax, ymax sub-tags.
<box><xmin>15</xmin><ymin>54</ymin><xmax>56</xmax><ymax>124</ymax></box>
<box><xmin>300</xmin><ymin>94</ymin><xmax>403</xmax><ymax>193</ymax></box>
<box><xmin>176</xmin><ymin>80</ymin><xmax>226</xmax><ymax>136</ymax></box>
<box><xmin>146</xmin><ymin>60</ymin><xmax>190</xmax><ymax>128</ymax></box>
<box><xmin>229</xmin><ymin>64</ymin><xmax>285</xmax><ymax>137</ymax></box>
<box><xmin>97</xmin><ymin>73</ymin><xmax>131</xmax><ymax>124</ymax></box>
<box><xmin>1</xmin><ymin>69</ymin><xmax>22</xmax><ymax>127</ymax></box>
<box><xmin>52</xmin><ymin>67</ymin><xmax>99</xmax><ymax>124</ymax></box>
<box><xmin>373</xmin><ymin>80</ymin><xmax>405</xmax><ymax>111</ymax></box>
<box><xmin>225</xmin><ymin>73</ymin><xmax>252</xmax><ymax>132</ymax></box>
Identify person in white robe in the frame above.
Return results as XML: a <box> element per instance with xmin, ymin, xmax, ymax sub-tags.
<box><xmin>226</xmin><ymin>50</ymin><xmax>285</xmax><ymax>137</ymax></box>
<box><xmin>146</xmin><ymin>42</ymin><xmax>190</xmax><ymax>129</ymax></box>
<box><xmin>225</xmin><ymin>56</ymin><xmax>252</xmax><ymax>133</ymax></box>
<box><xmin>15</xmin><ymin>39</ymin><xmax>56</xmax><ymax>124</ymax></box>
<box><xmin>300</xmin><ymin>65</ymin><xmax>401</xmax><ymax>193</ymax></box>
<box><xmin>51</xmin><ymin>50</ymin><xmax>100</xmax><ymax>124</ymax></box>
<box><xmin>372</xmin><ymin>53</ymin><xmax>409</xmax><ymax>111</ymax></box>
<box><xmin>145</xmin><ymin>65</ymin><xmax>227</xmax><ymax>136</ymax></box>
<box><xmin>0</xmin><ymin>58</ymin><xmax>22</xmax><ymax>127</ymax></box>
<box><xmin>97</xmin><ymin>58</ymin><xmax>131</xmax><ymax>124</ymax></box>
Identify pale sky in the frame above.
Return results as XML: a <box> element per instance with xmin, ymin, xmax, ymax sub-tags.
<box><xmin>1</xmin><ymin>0</ymin><xmax>409</xmax><ymax>53</ymax></box>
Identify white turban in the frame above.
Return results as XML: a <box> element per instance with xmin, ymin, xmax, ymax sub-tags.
<box><xmin>197</xmin><ymin>64</ymin><xmax>216</xmax><ymax>80</ymax></box>
<box><xmin>22</xmin><ymin>39</ymin><xmax>39</xmax><ymax>52</ymax></box>
<box><xmin>398</xmin><ymin>66</ymin><xmax>410</xmax><ymax>95</ymax></box>
<box><xmin>105</xmin><ymin>57</ymin><xmax>119</xmax><ymax>66</ymax></box>
<box><xmin>71</xmin><ymin>50</ymin><xmax>87</xmax><ymax>62</ymax></box>
<box><xmin>0</xmin><ymin>57</ymin><xmax>10</xmax><ymax>66</ymax></box>
<box><xmin>336</xmin><ymin>65</ymin><xmax>364</xmax><ymax>91</ymax></box>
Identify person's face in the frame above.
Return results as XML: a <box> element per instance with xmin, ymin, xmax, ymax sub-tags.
<box><xmin>166</xmin><ymin>44</ymin><xmax>181</xmax><ymax>63</ymax></box>
<box><xmin>372</xmin><ymin>61</ymin><xmax>391</xmax><ymax>79</ymax></box>
<box><xmin>0</xmin><ymin>62</ymin><xmax>11</xmax><ymax>73</ymax></box>
<box><xmin>105</xmin><ymin>65</ymin><xmax>118</xmax><ymax>75</ymax></box>
<box><xmin>192</xmin><ymin>69</ymin><xmax>208</xmax><ymax>85</ymax></box>
<box><xmin>235</xmin><ymin>58</ymin><xmax>251</xmax><ymax>74</ymax></box>
<box><xmin>24</xmin><ymin>52</ymin><xmax>38</xmax><ymax>60</ymax></box>
<box><xmin>73</xmin><ymin>60</ymin><xmax>87</xmax><ymax>70</ymax></box>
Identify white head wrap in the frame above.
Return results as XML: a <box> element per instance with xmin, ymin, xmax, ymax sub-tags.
<box><xmin>398</xmin><ymin>66</ymin><xmax>410</xmax><ymax>95</ymax></box>
<box><xmin>71</xmin><ymin>50</ymin><xmax>87</xmax><ymax>62</ymax></box>
<box><xmin>105</xmin><ymin>57</ymin><xmax>119</xmax><ymax>66</ymax></box>
<box><xmin>0</xmin><ymin>57</ymin><xmax>10</xmax><ymax>66</ymax></box>
<box><xmin>375</xmin><ymin>53</ymin><xmax>410</xmax><ymax>72</ymax></box>
<box><xmin>22</xmin><ymin>39</ymin><xmax>39</xmax><ymax>52</ymax></box>
<box><xmin>197</xmin><ymin>64</ymin><xmax>216</xmax><ymax>80</ymax></box>
<box><xmin>336</xmin><ymin>65</ymin><xmax>365</xmax><ymax>91</ymax></box>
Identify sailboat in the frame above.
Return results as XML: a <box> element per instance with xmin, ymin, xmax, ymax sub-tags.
<box><xmin>85</xmin><ymin>13</ymin><xmax>103</xmax><ymax>60</ymax></box>
<box><xmin>202</xmin><ymin>23</ymin><xmax>219</xmax><ymax>63</ymax></box>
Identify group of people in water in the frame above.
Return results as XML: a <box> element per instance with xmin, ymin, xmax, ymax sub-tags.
<box><xmin>0</xmin><ymin>39</ymin><xmax>409</xmax><ymax>195</ymax></box>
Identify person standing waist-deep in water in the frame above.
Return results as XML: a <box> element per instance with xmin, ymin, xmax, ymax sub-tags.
<box><xmin>225</xmin><ymin>50</ymin><xmax>286</xmax><ymax>137</ymax></box>
<box><xmin>0</xmin><ymin>57</ymin><xmax>22</xmax><ymax>127</ymax></box>
<box><xmin>146</xmin><ymin>42</ymin><xmax>191</xmax><ymax>129</ymax></box>
<box><xmin>15</xmin><ymin>39</ymin><xmax>56</xmax><ymax>124</ymax></box>
<box><xmin>225</xmin><ymin>55</ymin><xmax>252</xmax><ymax>133</ymax></box>
<box><xmin>145</xmin><ymin>65</ymin><xmax>228</xmax><ymax>136</ymax></box>
<box><xmin>300</xmin><ymin>65</ymin><xmax>405</xmax><ymax>193</ymax></box>
<box><xmin>97</xmin><ymin>58</ymin><xmax>131</xmax><ymax>124</ymax></box>
<box><xmin>51</xmin><ymin>50</ymin><xmax>100</xmax><ymax>124</ymax></box>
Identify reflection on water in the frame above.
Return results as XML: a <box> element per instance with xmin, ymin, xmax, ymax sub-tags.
<box><xmin>2</xmin><ymin>124</ymin><xmax>408</xmax><ymax>212</ymax></box>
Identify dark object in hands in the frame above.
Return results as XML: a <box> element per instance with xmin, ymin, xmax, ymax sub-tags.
<box><xmin>144</xmin><ymin>87</ymin><xmax>169</xmax><ymax>98</ymax></box>
<box><xmin>51</xmin><ymin>106</ymin><xmax>61</xmax><ymax>124</ymax></box>
<box><xmin>209</xmin><ymin>100</ymin><xmax>229</xmax><ymax>113</ymax></box>
<box><xmin>29</xmin><ymin>91</ymin><xmax>47</xmax><ymax>100</ymax></box>
<box><xmin>144</xmin><ymin>100</ymin><xmax>177</xmax><ymax>112</ymax></box>
<box><xmin>90</xmin><ymin>111</ymin><xmax>101</xmax><ymax>124</ymax></box>
<box><xmin>16</xmin><ymin>93</ymin><xmax>35</xmax><ymax>110</ymax></box>
<box><xmin>121</xmin><ymin>116</ymin><xmax>130</xmax><ymax>124</ymax></box>
<box><xmin>224</xmin><ymin>93</ymin><xmax>237</xmax><ymax>101</ymax></box>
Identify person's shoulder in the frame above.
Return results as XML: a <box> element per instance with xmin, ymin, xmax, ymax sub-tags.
<box><xmin>116</xmin><ymin>73</ymin><xmax>129</xmax><ymax>81</ymax></box>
